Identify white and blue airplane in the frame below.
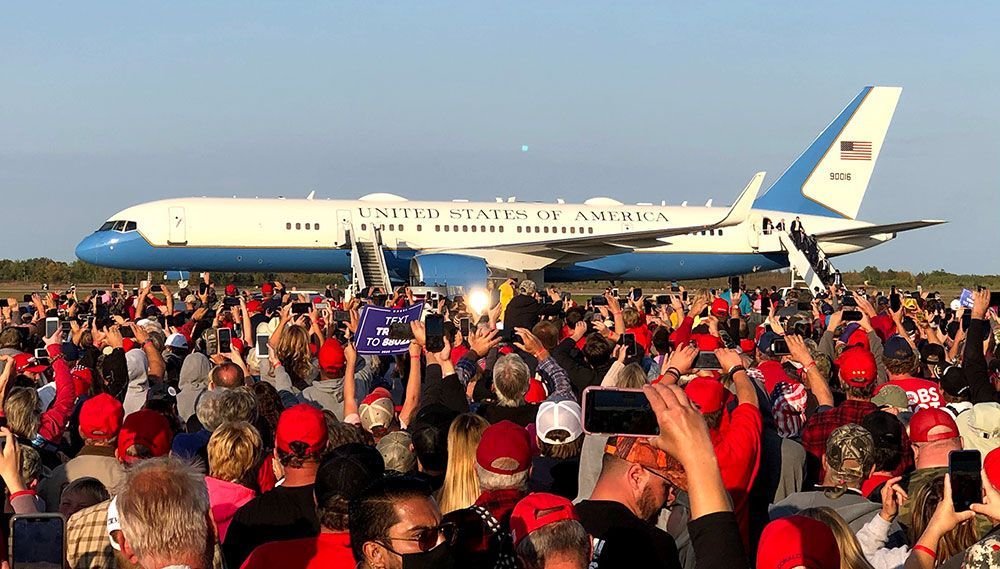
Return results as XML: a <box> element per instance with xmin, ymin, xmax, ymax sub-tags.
<box><xmin>76</xmin><ymin>86</ymin><xmax>943</xmax><ymax>290</ymax></box>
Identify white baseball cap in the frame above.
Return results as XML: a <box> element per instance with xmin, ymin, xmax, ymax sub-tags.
<box><xmin>536</xmin><ymin>397</ymin><xmax>583</xmax><ymax>445</ymax></box>
<box><xmin>165</xmin><ymin>333</ymin><xmax>188</xmax><ymax>349</ymax></box>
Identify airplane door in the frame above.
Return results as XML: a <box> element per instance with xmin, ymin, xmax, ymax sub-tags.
<box><xmin>168</xmin><ymin>207</ymin><xmax>187</xmax><ymax>245</ymax></box>
<box><xmin>337</xmin><ymin>209</ymin><xmax>352</xmax><ymax>246</ymax></box>
<box><xmin>748</xmin><ymin>215</ymin><xmax>761</xmax><ymax>250</ymax></box>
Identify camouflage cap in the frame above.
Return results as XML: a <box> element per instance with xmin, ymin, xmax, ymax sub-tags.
<box><xmin>963</xmin><ymin>535</ymin><xmax>1000</xmax><ymax>568</ymax></box>
<box><xmin>825</xmin><ymin>423</ymin><xmax>875</xmax><ymax>480</ymax></box>
<box><xmin>871</xmin><ymin>385</ymin><xmax>910</xmax><ymax>411</ymax></box>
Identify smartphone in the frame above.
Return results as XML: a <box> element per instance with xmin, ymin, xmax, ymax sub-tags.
<box><xmin>203</xmin><ymin>328</ymin><xmax>219</xmax><ymax>355</ymax></box>
<box><xmin>199</xmin><ymin>282</ymin><xmax>208</xmax><ymax>294</ymax></box>
<box><xmin>425</xmin><ymin>314</ymin><xmax>445</xmax><ymax>353</ymax></box>
<box><xmin>59</xmin><ymin>320</ymin><xmax>72</xmax><ymax>334</ymax></box>
<box><xmin>153</xmin><ymin>284</ymin><xmax>164</xmax><ymax>292</ymax></box>
<box><xmin>729</xmin><ymin>276</ymin><xmax>740</xmax><ymax>293</ymax></box>
<box><xmin>842</xmin><ymin>295</ymin><xmax>858</xmax><ymax>307</ymax></box>
<box><xmin>333</xmin><ymin>310</ymin><xmax>351</xmax><ymax>322</ymax></box>
<box><xmin>44</xmin><ymin>317</ymin><xmax>59</xmax><ymax>337</ymax></box>
<box><xmin>291</xmin><ymin>302</ymin><xmax>311</xmax><ymax>315</ymax></box>
<box><xmin>10</xmin><ymin>513</ymin><xmax>65</xmax><ymax>569</ymax></box>
<box><xmin>223</xmin><ymin>297</ymin><xmax>241</xmax><ymax>308</ymax></box>
<box><xmin>132</xmin><ymin>287</ymin><xmax>139</xmax><ymax>297</ymax></box>
<box><xmin>771</xmin><ymin>338</ymin><xmax>790</xmax><ymax>356</ymax></box>
<box><xmin>388</xmin><ymin>322</ymin><xmax>416</xmax><ymax>341</ymax></box>
<box><xmin>33</xmin><ymin>348</ymin><xmax>50</xmax><ymax>366</ymax></box>
<box><xmin>460</xmin><ymin>317</ymin><xmax>470</xmax><ymax>337</ymax></box>
<box><xmin>949</xmin><ymin>450</ymin><xmax>983</xmax><ymax>512</ymax></box>
<box><xmin>693</xmin><ymin>351</ymin><xmax>722</xmax><ymax>370</ymax></box>
<box><xmin>611</xmin><ymin>288</ymin><xmax>619</xmax><ymax>298</ymax></box>
<box><xmin>842</xmin><ymin>310</ymin><xmax>863</xmax><ymax>322</ymax></box>
<box><xmin>682</xmin><ymin>291</ymin><xmax>688</xmax><ymax>302</ymax></box>
<box><xmin>631</xmin><ymin>288</ymin><xmax>643</xmax><ymax>302</ymax></box>
<box><xmin>590</xmin><ymin>296</ymin><xmax>608</xmax><ymax>307</ymax></box>
<box><xmin>111</xmin><ymin>291</ymin><xmax>119</xmax><ymax>299</ymax></box>
<box><xmin>217</xmin><ymin>327</ymin><xmax>232</xmax><ymax>354</ymax></box>
<box><xmin>582</xmin><ymin>387</ymin><xmax>658</xmax><ymax>437</ymax></box>
<box><xmin>0</xmin><ymin>299</ymin><xmax>7</xmax><ymax>308</ymax></box>
<box><xmin>620</xmin><ymin>333</ymin><xmax>637</xmax><ymax>357</ymax></box>
<box><xmin>796</xmin><ymin>301</ymin><xmax>811</xmax><ymax>312</ymax></box>
<box><xmin>890</xmin><ymin>293</ymin><xmax>901</xmax><ymax>313</ymax></box>
<box><xmin>670</xmin><ymin>281</ymin><xmax>680</xmax><ymax>293</ymax></box>
<box><xmin>655</xmin><ymin>294</ymin><xmax>670</xmax><ymax>305</ymax></box>
<box><xmin>313</xmin><ymin>301</ymin><xmax>330</xmax><ymax>311</ymax></box>
<box><xmin>990</xmin><ymin>292</ymin><xmax>1000</xmax><ymax>307</ymax></box>
<box><xmin>962</xmin><ymin>313</ymin><xmax>972</xmax><ymax>331</ymax></box>
<box><xmin>256</xmin><ymin>334</ymin><xmax>270</xmax><ymax>358</ymax></box>
<box><xmin>22</xmin><ymin>294</ymin><xmax>32</xmax><ymax>303</ymax></box>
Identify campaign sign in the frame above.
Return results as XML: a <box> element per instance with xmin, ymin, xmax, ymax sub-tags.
<box><xmin>959</xmin><ymin>289</ymin><xmax>975</xmax><ymax>309</ymax></box>
<box><xmin>354</xmin><ymin>302</ymin><xmax>424</xmax><ymax>355</ymax></box>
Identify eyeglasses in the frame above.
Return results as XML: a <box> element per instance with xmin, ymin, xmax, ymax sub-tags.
<box><xmin>379</xmin><ymin>522</ymin><xmax>457</xmax><ymax>553</ymax></box>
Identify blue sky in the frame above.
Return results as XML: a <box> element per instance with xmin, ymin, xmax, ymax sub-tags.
<box><xmin>1</xmin><ymin>2</ymin><xmax>997</xmax><ymax>273</ymax></box>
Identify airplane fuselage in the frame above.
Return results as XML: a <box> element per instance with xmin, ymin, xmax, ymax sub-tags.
<box><xmin>75</xmin><ymin>195</ymin><xmax>889</xmax><ymax>282</ymax></box>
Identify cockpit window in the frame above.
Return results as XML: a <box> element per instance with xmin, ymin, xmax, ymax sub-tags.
<box><xmin>124</xmin><ymin>221</ymin><xmax>137</xmax><ymax>232</ymax></box>
<box><xmin>100</xmin><ymin>220</ymin><xmax>138</xmax><ymax>232</ymax></box>
<box><xmin>99</xmin><ymin>221</ymin><xmax>115</xmax><ymax>231</ymax></box>
<box><xmin>112</xmin><ymin>221</ymin><xmax>127</xmax><ymax>231</ymax></box>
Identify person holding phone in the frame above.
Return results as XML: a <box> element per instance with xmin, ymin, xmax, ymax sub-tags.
<box><xmin>680</xmin><ymin>348</ymin><xmax>761</xmax><ymax>547</ymax></box>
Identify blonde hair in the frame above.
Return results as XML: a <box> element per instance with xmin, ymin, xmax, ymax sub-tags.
<box><xmin>276</xmin><ymin>325</ymin><xmax>315</xmax><ymax>381</ymax></box>
<box><xmin>617</xmin><ymin>363</ymin><xmax>647</xmax><ymax>388</ymax></box>
<box><xmin>207</xmin><ymin>421</ymin><xmax>262</xmax><ymax>485</ymax></box>
<box><xmin>436</xmin><ymin>414</ymin><xmax>489</xmax><ymax>514</ymax></box>
<box><xmin>908</xmin><ymin>476</ymin><xmax>979</xmax><ymax>564</ymax></box>
<box><xmin>4</xmin><ymin>388</ymin><xmax>40</xmax><ymax>440</ymax></box>
<box><xmin>799</xmin><ymin>507</ymin><xmax>873</xmax><ymax>569</ymax></box>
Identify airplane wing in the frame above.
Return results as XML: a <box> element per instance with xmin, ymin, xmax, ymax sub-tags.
<box><xmin>477</xmin><ymin>171</ymin><xmax>766</xmax><ymax>259</ymax></box>
<box><xmin>815</xmin><ymin>219</ymin><xmax>946</xmax><ymax>241</ymax></box>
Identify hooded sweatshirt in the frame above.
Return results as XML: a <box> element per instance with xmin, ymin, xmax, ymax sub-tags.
<box><xmin>122</xmin><ymin>349</ymin><xmax>149</xmax><ymax>417</ymax></box>
<box><xmin>177</xmin><ymin>353</ymin><xmax>213</xmax><ymax>423</ymax></box>
<box><xmin>206</xmin><ymin>476</ymin><xmax>256</xmax><ymax>543</ymax></box>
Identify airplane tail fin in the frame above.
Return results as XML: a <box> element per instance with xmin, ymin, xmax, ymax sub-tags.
<box><xmin>753</xmin><ymin>86</ymin><xmax>902</xmax><ymax>219</ymax></box>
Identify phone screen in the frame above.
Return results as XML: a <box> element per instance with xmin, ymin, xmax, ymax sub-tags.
<box><xmin>460</xmin><ymin>318</ymin><xmax>470</xmax><ymax>337</ymax></box>
<box><xmin>45</xmin><ymin>318</ymin><xmax>59</xmax><ymax>337</ymax></box>
<box><xmin>333</xmin><ymin>310</ymin><xmax>351</xmax><ymax>322</ymax></box>
<box><xmin>890</xmin><ymin>293</ymin><xmax>901</xmax><ymax>313</ymax></box>
<box><xmin>621</xmin><ymin>333</ymin><xmax>637</xmax><ymax>357</ymax></box>
<box><xmin>425</xmin><ymin>315</ymin><xmax>445</xmax><ymax>352</ymax></box>
<box><xmin>694</xmin><ymin>351</ymin><xmax>722</xmax><ymax>370</ymax></box>
<box><xmin>729</xmin><ymin>276</ymin><xmax>740</xmax><ymax>293</ymax></box>
<box><xmin>842</xmin><ymin>295</ymin><xmax>858</xmax><ymax>307</ymax></box>
<box><xmin>217</xmin><ymin>327</ymin><xmax>232</xmax><ymax>354</ymax></box>
<box><xmin>770</xmin><ymin>338</ymin><xmax>790</xmax><ymax>356</ymax></box>
<box><xmin>591</xmin><ymin>296</ymin><xmax>608</xmax><ymax>307</ymax></box>
<box><xmin>582</xmin><ymin>387</ymin><xmax>658</xmax><ymax>436</ymax></box>
<box><xmin>631</xmin><ymin>288</ymin><xmax>642</xmax><ymax>302</ymax></box>
<box><xmin>11</xmin><ymin>514</ymin><xmax>65</xmax><ymax>569</ymax></box>
<box><xmin>291</xmin><ymin>302</ymin><xmax>311</xmax><ymax>315</ymax></box>
<box><xmin>949</xmin><ymin>450</ymin><xmax>982</xmax><ymax>512</ymax></box>
<box><xmin>388</xmin><ymin>322</ymin><xmax>415</xmax><ymax>341</ymax></box>
<box><xmin>991</xmin><ymin>292</ymin><xmax>1000</xmax><ymax>308</ymax></box>
<box><xmin>256</xmin><ymin>334</ymin><xmax>270</xmax><ymax>357</ymax></box>
<box><xmin>842</xmin><ymin>310</ymin><xmax>863</xmax><ymax>322</ymax></box>
<box><xmin>670</xmin><ymin>282</ymin><xmax>680</xmax><ymax>293</ymax></box>
<box><xmin>655</xmin><ymin>295</ymin><xmax>669</xmax><ymax>305</ymax></box>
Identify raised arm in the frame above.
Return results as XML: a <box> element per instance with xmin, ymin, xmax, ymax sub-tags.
<box><xmin>399</xmin><ymin>334</ymin><xmax>426</xmax><ymax>427</ymax></box>
<box><xmin>342</xmin><ymin>340</ymin><xmax>360</xmax><ymax>420</ymax></box>
<box><xmin>38</xmin><ymin>330</ymin><xmax>76</xmax><ymax>443</ymax></box>
<box><xmin>786</xmin><ymin>333</ymin><xmax>835</xmax><ymax>408</ymax></box>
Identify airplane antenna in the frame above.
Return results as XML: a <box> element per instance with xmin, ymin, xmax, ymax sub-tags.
<box><xmin>705</xmin><ymin>199</ymin><xmax>713</xmax><ymax>207</ymax></box>
<box><xmin>681</xmin><ymin>201</ymin><xmax>688</xmax><ymax>207</ymax></box>
<box><xmin>306</xmin><ymin>191</ymin><xmax>315</xmax><ymax>200</ymax></box>
<box><xmin>507</xmin><ymin>197</ymin><xmax>516</xmax><ymax>203</ymax></box>
<box><xmin>556</xmin><ymin>198</ymin><xmax>565</xmax><ymax>204</ymax></box>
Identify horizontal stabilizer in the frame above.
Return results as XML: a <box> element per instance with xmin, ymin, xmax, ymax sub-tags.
<box><xmin>816</xmin><ymin>219</ymin><xmax>946</xmax><ymax>241</ymax></box>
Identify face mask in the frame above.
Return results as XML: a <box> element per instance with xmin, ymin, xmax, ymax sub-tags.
<box><xmin>400</xmin><ymin>541</ymin><xmax>456</xmax><ymax>569</ymax></box>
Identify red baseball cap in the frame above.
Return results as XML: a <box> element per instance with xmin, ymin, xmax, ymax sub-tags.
<box><xmin>837</xmin><ymin>347</ymin><xmax>877</xmax><ymax>388</ymax></box>
<box><xmin>690</xmin><ymin>333</ymin><xmax>722</xmax><ymax>351</ymax></box>
<box><xmin>910</xmin><ymin>407</ymin><xmax>960</xmax><ymax>443</ymax></box>
<box><xmin>245</xmin><ymin>300</ymin><xmax>262</xmax><ymax>313</ymax></box>
<box><xmin>757</xmin><ymin>515</ymin><xmax>840</xmax><ymax>569</ymax></box>
<box><xmin>225</xmin><ymin>284</ymin><xmax>237</xmax><ymax>296</ymax></box>
<box><xmin>510</xmin><ymin>493</ymin><xmax>579</xmax><ymax>547</ymax></box>
<box><xmin>684</xmin><ymin>377</ymin><xmax>726</xmax><ymax>414</ymax></box>
<box><xmin>71</xmin><ymin>366</ymin><xmax>94</xmax><ymax>397</ymax></box>
<box><xmin>710</xmin><ymin>298</ymin><xmax>730</xmax><ymax>318</ymax></box>
<box><xmin>318</xmin><ymin>339</ymin><xmax>346</xmax><ymax>377</ymax></box>
<box><xmin>121</xmin><ymin>338</ymin><xmax>136</xmax><ymax>353</ymax></box>
<box><xmin>985</xmin><ymin>447</ymin><xmax>1000</xmax><ymax>491</ymax></box>
<box><xmin>79</xmin><ymin>394</ymin><xmax>124</xmax><ymax>441</ymax></box>
<box><xmin>276</xmin><ymin>404</ymin><xmax>328</xmax><ymax>454</ymax></box>
<box><xmin>476</xmin><ymin>420</ymin><xmax>532</xmax><ymax>475</ymax></box>
<box><xmin>261</xmin><ymin>283</ymin><xmax>274</xmax><ymax>295</ymax></box>
<box><xmin>14</xmin><ymin>352</ymin><xmax>48</xmax><ymax>374</ymax></box>
<box><xmin>117</xmin><ymin>409</ymin><xmax>173</xmax><ymax>464</ymax></box>
<box><xmin>524</xmin><ymin>378</ymin><xmax>548</xmax><ymax>404</ymax></box>
<box><xmin>739</xmin><ymin>338</ymin><xmax>757</xmax><ymax>354</ymax></box>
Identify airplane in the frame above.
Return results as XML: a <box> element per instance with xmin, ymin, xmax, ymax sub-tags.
<box><xmin>75</xmin><ymin>85</ymin><xmax>944</xmax><ymax>293</ymax></box>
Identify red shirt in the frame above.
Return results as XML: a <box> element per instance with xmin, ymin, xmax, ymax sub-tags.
<box><xmin>241</xmin><ymin>532</ymin><xmax>355</xmax><ymax>569</ymax></box>
<box><xmin>877</xmin><ymin>377</ymin><xmax>942</xmax><ymax>411</ymax></box>
<box><xmin>710</xmin><ymin>403</ymin><xmax>762</xmax><ymax>547</ymax></box>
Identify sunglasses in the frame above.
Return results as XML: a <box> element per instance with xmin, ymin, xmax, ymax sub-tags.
<box><xmin>380</xmin><ymin>522</ymin><xmax>457</xmax><ymax>553</ymax></box>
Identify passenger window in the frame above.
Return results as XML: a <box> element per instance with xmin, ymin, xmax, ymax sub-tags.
<box><xmin>570</xmin><ymin>227</ymin><xmax>576</xmax><ymax>234</ymax></box>
<box><xmin>417</xmin><ymin>224</ymin><xmax>422</xmax><ymax>231</ymax></box>
<box><xmin>361</xmin><ymin>223</ymin><xmax>367</xmax><ymax>230</ymax></box>
<box><xmin>296</xmin><ymin>223</ymin><xmax>301</xmax><ymax>230</ymax></box>
<box><xmin>471</xmin><ymin>226</ymin><xmax>477</xmax><ymax>233</ymax></box>
<box><xmin>315</xmin><ymin>223</ymin><xmax>320</xmax><ymax>230</ymax></box>
<box><xmin>499</xmin><ymin>226</ymin><xmax>503</xmax><ymax>233</ymax></box>
<box><xmin>462</xmin><ymin>225</ymin><xmax>468</xmax><ymax>232</ymax></box>
<box><xmin>588</xmin><ymin>228</ymin><xmax>594</xmax><ymax>234</ymax></box>
<box><xmin>444</xmin><ymin>225</ymin><xmax>449</xmax><ymax>232</ymax></box>
<box><xmin>305</xmin><ymin>223</ymin><xmax>311</xmax><ymax>230</ymax></box>
<box><xmin>561</xmin><ymin>227</ymin><xmax>566</xmax><ymax>234</ymax></box>
<box><xmin>718</xmin><ymin>229</ymin><xmax>722</xmax><ymax>236</ymax></box>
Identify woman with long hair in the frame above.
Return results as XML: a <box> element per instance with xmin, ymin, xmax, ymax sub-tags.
<box><xmin>799</xmin><ymin>507</ymin><xmax>874</xmax><ymax>569</ymax></box>
<box><xmin>436</xmin><ymin>413</ymin><xmax>490</xmax><ymax>514</ymax></box>
<box><xmin>268</xmin><ymin>306</ymin><xmax>317</xmax><ymax>390</ymax></box>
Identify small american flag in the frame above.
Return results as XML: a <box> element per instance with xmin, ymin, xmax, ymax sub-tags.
<box><xmin>840</xmin><ymin>140</ymin><xmax>872</xmax><ymax>161</ymax></box>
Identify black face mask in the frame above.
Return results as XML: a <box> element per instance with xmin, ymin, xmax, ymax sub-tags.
<box><xmin>400</xmin><ymin>541</ymin><xmax>456</xmax><ymax>569</ymax></box>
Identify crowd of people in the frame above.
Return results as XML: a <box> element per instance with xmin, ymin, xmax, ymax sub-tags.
<box><xmin>0</xmin><ymin>273</ymin><xmax>997</xmax><ymax>569</ymax></box>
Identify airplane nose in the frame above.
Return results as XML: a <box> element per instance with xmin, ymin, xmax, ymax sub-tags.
<box><xmin>75</xmin><ymin>233</ymin><xmax>108</xmax><ymax>265</ymax></box>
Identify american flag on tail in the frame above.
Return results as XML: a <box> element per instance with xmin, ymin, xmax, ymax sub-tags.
<box><xmin>840</xmin><ymin>140</ymin><xmax>872</xmax><ymax>161</ymax></box>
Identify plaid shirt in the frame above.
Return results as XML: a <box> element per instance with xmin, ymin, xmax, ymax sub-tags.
<box><xmin>67</xmin><ymin>500</ymin><xmax>113</xmax><ymax>569</ymax></box>
<box><xmin>800</xmin><ymin>399</ymin><xmax>878</xmax><ymax>460</ymax></box>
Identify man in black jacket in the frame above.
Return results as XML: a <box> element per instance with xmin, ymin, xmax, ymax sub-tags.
<box><xmin>503</xmin><ymin>280</ymin><xmax>563</xmax><ymax>333</ymax></box>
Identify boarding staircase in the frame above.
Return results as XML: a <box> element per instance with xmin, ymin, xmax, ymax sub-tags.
<box><xmin>350</xmin><ymin>225</ymin><xmax>392</xmax><ymax>292</ymax></box>
<box><xmin>777</xmin><ymin>230</ymin><xmax>835</xmax><ymax>292</ymax></box>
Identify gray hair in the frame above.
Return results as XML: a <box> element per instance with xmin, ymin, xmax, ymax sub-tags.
<box><xmin>475</xmin><ymin>463</ymin><xmax>529</xmax><ymax>492</ymax></box>
<box><xmin>494</xmin><ymin>354</ymin><xmax>530</xmax><ymax>407</ymax></box>
<box><xmin>117</xmin><ymin>457</ymin><xmax>210</xmax><ymax>569</ymax></box>
<box><xmin>516</xmin><ymin>519</ymin><xmax>591</xmax><ymax>569</ymax></box>
<box><xmin>196</xmin><ymin>387</ymin><xmax>258</xmax><ymax>432</ymax></box>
